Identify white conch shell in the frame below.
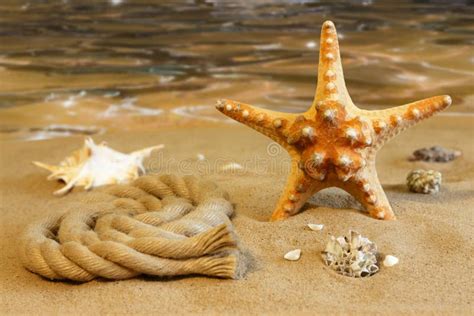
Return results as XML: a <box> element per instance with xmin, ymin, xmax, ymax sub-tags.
<box><xmin>33</xmin><ymin>137</ymin><xmax>164</xmax><ymax>195</ymax></box>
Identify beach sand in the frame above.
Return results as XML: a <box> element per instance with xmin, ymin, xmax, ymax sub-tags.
<box><xmin>0</xmin><ymin>116</ymin><xmax>473</xmax><ymax>314</ymax></box>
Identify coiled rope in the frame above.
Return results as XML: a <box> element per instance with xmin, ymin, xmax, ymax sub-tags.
<box><xmin>20</xmin><ymin>174</ymin><xmax>242</xmax><ymax>282</ymax></box>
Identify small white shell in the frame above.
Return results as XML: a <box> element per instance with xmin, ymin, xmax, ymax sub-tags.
<box><xmin>284</xmin><ymin>249</ymin><xmax>301</xmax><ymax>261</ymax></box>
<box><xmin>307</xmin><ymin>223</ymin><xmax>324</xmax><ymax>231</ymax></box>
<box><xmin>196</xmin><ymin>153</ymin><xmax>206</xmax><ymax>161</ymax></box>
<box><xmin>383</xmin><ymin>255</ymin><xmax>399</xmax><ymax>267</ymax></box>
<box><xmin>406</xmin><ymin>169</ymin><xmax>442</xmax><ymax>194</ymax></box>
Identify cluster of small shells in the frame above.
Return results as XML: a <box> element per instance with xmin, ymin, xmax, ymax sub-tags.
<box><xmin>409</xmin><ymin>145</ymin><xmax>461</xmax><ymax>162</ymax></box>
<box><xmin>406</xmin><ymin>169</ymin><xmax>442</xmax><ymax>194</ymax></box>
<box><xmin>321</xmin><ymin>230</ymin><xmax>379</xmax><ymax>278</ymax></box>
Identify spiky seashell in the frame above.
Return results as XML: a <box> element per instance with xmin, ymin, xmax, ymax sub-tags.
<box><xmin>284</xmin><ymin>249</ymin><xmax>301</xmax><ymax>261</ymax></box>
<box><xmin>33</xmin><ymin>138</ymin><xmax>164</xmax><ymax>195</ymax></box>
<box><xmin>322</xmin><ymin>230</ymin><xmax>379</xmax><ymax>278</ymax></box>
<box><xmin>406</xmin><ymin>169</ymin><xmax>442</xmax><ymax>194</ymax></box>
<box><xmin>409</xmin><ymin>145</ymin><xmax>461</xmax><ymax>162</ymax></box>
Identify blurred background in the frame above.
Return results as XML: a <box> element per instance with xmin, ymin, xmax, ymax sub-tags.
<box><xmin>0</xmin><ymin>0</ymin><xmax>472</xmax><ymax>141</ymax></box>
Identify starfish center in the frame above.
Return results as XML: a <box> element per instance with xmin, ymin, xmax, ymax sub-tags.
<box><xmin>280</xmin><ymin>101</ymin><xmax>373</xmax><ymax>182</ymax></box>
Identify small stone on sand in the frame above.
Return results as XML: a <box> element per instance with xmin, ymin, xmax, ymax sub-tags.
<box><xmin>409</xmin><ymin>145</ymin><xmax>461</xmax><ymax>162</ymax></box>
<box><xmin>383</xmin><ymin>255</ymin><xmax>399</xmax><ymax>267</ymax></box>
<box><xmin>284</xmin><ymin>249</ymin><xmax>301</xmax><ymax>261</ymax></box>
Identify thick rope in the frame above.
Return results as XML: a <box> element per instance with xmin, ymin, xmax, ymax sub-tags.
<box><xmin>20</xmin><ymin>175</ymin><xmax>243</xmax><ymax>282</ymax></box>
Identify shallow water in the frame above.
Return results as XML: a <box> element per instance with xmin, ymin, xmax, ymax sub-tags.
<box><xmin>0</xmin><ymin>0</ymin><xmax>473</xmax><ymax>141</ymax></box>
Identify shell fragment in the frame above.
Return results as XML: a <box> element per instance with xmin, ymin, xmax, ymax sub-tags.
<box><xmin>383</xmin><ymin>255</ymin><xmax>399</xmax><ymax>267</ymax></box>
<box><xmin>307</xmin><ymin>223</ymin><xmax>324</xmax><ymax>231</ymax></box>
<box><xmin>284</xmin><ymin>249</ymin><xmax>301</xmax><ymax>261</ymax></box>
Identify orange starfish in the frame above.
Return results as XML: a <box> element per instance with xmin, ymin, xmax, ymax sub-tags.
<box><xmin>216</xmin><ymin>21</ymin><xmax>452</xmax><ymax>221</ymax></box>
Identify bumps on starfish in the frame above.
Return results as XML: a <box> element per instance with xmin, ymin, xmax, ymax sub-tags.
<box><xmin>303</xmin><ymin>151</ymin><xmax>327</xmax><ymax>180</ymax></box>
<box><xmin>335</xmin><ymin>150</ymin><xmax>366</xmax><ymax>181</ymax></box>
<box><xmin>372</xmin><ymin>120</ymin><xmax>387</xmax><ymax>134</ymax></box>
<box><xmin>302</xmin><ymin>126</ymin><xmax>315</xmax><ymax>139</ymax></box>
<box><xmin>217</xmin><ymin>99</ymin><xmax>271</xmax><ymax>128</ymax></box>
<box><xmin>269</xmin><ymin>98</ymin><xmax>376</xmax><ymax>183</ymax></box>
<box><xmin>216</xmin><ymin>99</ymin><xmax>287</xmax><ymax>130</ymax></box>
<box><xmin>301</xmin><ymin>149</ymin><xmax>363</xmax><ymax>182</ymax></box>
<box><xmin>345</xmin><ymin>127</ymin><xmax>358</xmax><ymax>141</ymax></box>
<box><xmin>321</xmin><ymin>21</ymin><xmax>338</xmax><ymax>63</ymax></box>
<box><xmin>317</xmin><ymin>101</ymin><xmax>342</xmax><ymax>124</ymax></box>
<box><xmin>273</xmin><ymin>119</ymin><xmax>283</xmax><ymax>128</ymax></box>
<box><xmin>317</xmin><ymin>21</ymin><xmax>343</xmax><ymax>101</ymax></box>
<box><xmin>371</xmin><ymin>95</ymin><xmax>452</xmax><ymax>137</ymax></box>
<box><xmin>405</xmin><ymin>95</ymin><xmax>451</xmax><ymax>121</ymax></box>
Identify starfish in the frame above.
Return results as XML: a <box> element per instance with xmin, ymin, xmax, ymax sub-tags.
<box><xmin>216</xmin><ymin>21</ymin><xmax>452</xmax><ymax>221</ymax></box>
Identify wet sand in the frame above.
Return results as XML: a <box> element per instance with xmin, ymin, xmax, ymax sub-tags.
<box><xmin>1</xmin><ymin>116</ymin><xmax>473</xmax><ymax>314</ymax></box>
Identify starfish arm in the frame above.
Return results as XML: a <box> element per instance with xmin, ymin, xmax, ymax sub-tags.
<box><xmin>270</xmin><ymin>159</ymin><xmax>321</xmax><ymax>221</ymax></box>
<box><xmin>367</xmin><ymin>95</ymin><xmax>452</xmax><ymax>146</ymax></box>
<box><xmin>345</xmin><ymin>166</ymin><xmax>396</xmax><ymax>220</ymax></box>
<box><xmin>216</xmin><ymin>99</ymin><xmax>300</xmax><ymax>151</ymax></box>
<box><xmin>313</xmin><ymin>21</ymin><xmax>354</xmax><ymax>109</ymax></box>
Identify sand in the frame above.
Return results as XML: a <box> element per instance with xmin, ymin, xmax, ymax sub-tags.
<box><xmin>1</xmin><ymin>116</ymin><xmax>473</xmax><ymax>315</ymax></box>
